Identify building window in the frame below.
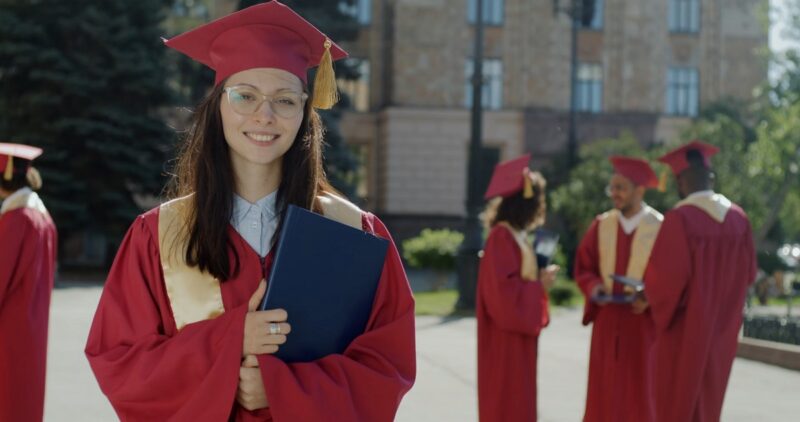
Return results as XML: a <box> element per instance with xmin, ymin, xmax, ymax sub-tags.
<box><xmin>467</xmin><ymin>0</ymin><xmax>504</xmax><ymax>26</ymax></box>
<box><xmin>338</xmin><ymin>58</ymin><xmax>370</xmax><ymax>112</ymax></box>
<box><xmin>668</xmin><ymin>0</ymin><xmax>700</xmax><ymax>33</ymax></box>
<box><xmin>575</xmin><ymin>63</ymin><xmax>603</xmax><ymax>113</ymax></box>
<box><xmin>579</xmin><ymin>0</ymin><xmax>604</xmax><ymax>30</ymax></box>
<box><xmin>666</xmin><ymin>67</ymin><xmax>699</xmax><ymax>116</ymax></box>
<box><xmin>339</xmin><ymin>0</ymin><xmax>371</xmax><ymax>25</ymax></box>
<box><xmin>465</xmin><ymin>59</ymin><xmax>503</xmax><ymax>110</ymax></box>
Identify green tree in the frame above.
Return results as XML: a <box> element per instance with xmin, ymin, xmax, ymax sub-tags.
<box><xmin>677</xmin><ymin>94</ymin><xmax>800</xmax><ymax>250</ymax></box>
<box><xmin>0</xmin><ymin>0</ymin><xmax>173</xmax><ymax>262</ymax></box>
<box><xmin>237</xmin><ymin>0</ymin><xmax>361</xmax><ymax>198</ymax></box>
<box><xmin>747</xmin><ymin>103</ymin><xmax>800</xmax><ymax>245</ymax></box>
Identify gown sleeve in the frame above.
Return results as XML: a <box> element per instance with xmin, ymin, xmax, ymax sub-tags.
<box><xmin>643</xmin><ymin>211</ymin><xmax>692</xmax><ymax>332</ymax></box>
<box><xmin>85</xmin><ymin>214</ymin><xmax>248</xmax><ymax>421</ymax></box>
<box><xmin>251</xmin><ymin>214</ymin><xmax>416</xmax><ymax>422</ymax></box>
<box><xmin>0</xmin><ymin>212</ymin><xmax>28</xmax><ymax>307</ymax></box>
<box><xmin>573</xmin><ymin>220</ymin><xmax>604</xmax><ymax>324</ymax></box>
<box><xmin>479</xmin><ymin>226</ymin><xmax>547</xmax><ymax>336</ymax></box>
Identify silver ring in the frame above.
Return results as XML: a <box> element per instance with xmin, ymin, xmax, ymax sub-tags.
<box><xmin>269</xmin><ymin>322</ymin><xmax>281</xmax><ymax>335</ymax></box>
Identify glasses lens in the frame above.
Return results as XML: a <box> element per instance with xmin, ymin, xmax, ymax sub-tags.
<box><xmin>270</xmin><ymin>94</ymin><xmax>304</xmax><ymax>119</ymax></box>
<box><xmin>226</xmin><ymin>86</ymin><xmax>261</xmax><ymax>115</ymax></box>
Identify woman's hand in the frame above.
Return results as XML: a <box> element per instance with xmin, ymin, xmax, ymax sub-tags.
<box><xmin>243</xmin><ymin>280</ymin><xmax>292</xmax><ymax>356</ymax></box>
<box><xmin>539</xmin><ymin>264</ymin><xmax>560</xmax><ymax>290</ymax></box>
<box><xmin>237</xmin><ymin>355</ymin><xmax>269</xmax><ymax>411</ymax></box>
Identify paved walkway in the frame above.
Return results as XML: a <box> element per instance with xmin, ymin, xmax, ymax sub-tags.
<box><xmin>45</xmin><ymin>286</ymin><xmax>800</xmax><ymax>421</ymax></box>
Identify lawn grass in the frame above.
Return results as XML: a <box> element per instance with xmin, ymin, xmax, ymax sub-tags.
<box><xmin>413</xmin><ymin>282</ymin><xmax>586</xmax><ymax>317</ymax></box>
<box><xmin>413</xmin><ymin>289</ymin><xmax>461</xmax><ymax>316</ymax></box>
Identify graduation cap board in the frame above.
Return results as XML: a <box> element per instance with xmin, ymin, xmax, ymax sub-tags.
<box><xmin>590</xmin><ymin>274</ymin><xmax>644</xmax><ymax>304</ymax></box>
<box><xmin>591</xmin><ymin>293</ymin><xmax>636</xmax><ymax>304</ymax></box>
<box><xmin>658</xmin><ymin>140</ymin><xmax>720</xmax><ymax>176</ymax></box>
<box><xmin>611</xmin><ymin>274</ymin><xmax>644</xmax><ymax>293</ymax></box>
<box><xmin>163</xmin><ymin>0</ymin><xmax>348</xmax><ymax>109</ymax></box>
<box><xmin>484</xmin><ymin>154</ymin><xmax>534</xmax><ymax>200</ymax></box>
<box><xmin>0</xmin><ymin>143</ymin><xmax>42</xmax><ymax>181</ymax></box>
<box><xmin>609</xmin><ymin>155</ymin><xmax>658</xmax><ymax>189</ymax></box>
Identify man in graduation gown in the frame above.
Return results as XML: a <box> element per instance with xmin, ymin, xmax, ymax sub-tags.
<box><xmin>574</xmin><ymin>156</ymin><xmax>662</xmax><ymax>422</ymax></box>
<box><xmin>477</xmin><ymin>154</ymin><xmax>558</xmax><ymax>422</ymax></box>
<box><xmin>0</xmin><ymin>143</ymin><xmax>58</xmax><ymax>422</ymax></box>
<box><xmin>642</xmin><ymin>141</ymin><xmax>756</xmax><ymax>422</ymax></box>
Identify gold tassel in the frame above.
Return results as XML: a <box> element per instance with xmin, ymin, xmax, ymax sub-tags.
<box><xmin>523</xmin><ymin>173</ymin><xmax>534</xmax><ymax>199</ymax></box>
<box><xmin>311</xmin><ymin>39</ymin><xmax>339</xmax><ymax>110</ymax></box>
<box><xmin>658</xmin><ymin>168</ymin><xmax>668</xmax><ymax>192</ymax></box>
<box><xmin>3</xmin><ymin>155</ymin><xmax>12</xmax><ymax>181</ymax></box>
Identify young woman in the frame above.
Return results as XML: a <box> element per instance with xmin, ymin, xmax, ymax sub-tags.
<box><xmin>85</xmin><ymin>2</ymin><xmax>415</xmax><ymax>421</ymax></box>
<box><xmin>0</xmin><ymin>143</ymin><xmax>57</xmax><ymax>422</ymax></box>
<box><xmin>476</xmin><ymin>154</ymin><xmax>559</xmax><ymax>422</ymax></box>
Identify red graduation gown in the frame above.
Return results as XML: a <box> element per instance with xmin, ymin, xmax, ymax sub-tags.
<box><xmin>0</xmin><ymin>202</ymin><xmax>58</xmax><ymax>422</ymax></box>
<box><xmin>574</xmin><ymin>219</ymin><xmax>655</xmax><ymax>422</ymax></box>
<box><xmin>644</xmin><ymin>203</ymin><xmax>756</xmax><ymax>422</ymax></box>
<box><xmin>85</xmin><ymin>207</ymin><xmax>415</xmax><ymax>421</ymax></box>
<box><xmin>477</xmin><ymin>225</ymin><xmax>549</xmax><ymax>422</ymax></box>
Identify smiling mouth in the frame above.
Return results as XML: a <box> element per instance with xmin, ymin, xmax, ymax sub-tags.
<box><xmin>245</xmin><ymin>132</ymin><xmax>279</xmax><ymax>142</ymax></box>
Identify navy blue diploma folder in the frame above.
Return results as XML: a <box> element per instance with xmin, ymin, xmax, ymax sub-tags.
<box><xmin>258</xmin><ymin>205</ymin><xmax>389</xmax><ymax>363</ymax></box>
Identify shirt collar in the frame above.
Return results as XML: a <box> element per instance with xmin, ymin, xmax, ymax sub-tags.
<box><xmin>0</xmin><ymin>187</ymin><xmax>32</xmax><ymax>214</ymax></box>
<box><xmin>686</xmin><ymin>190</ymin><xmax>715</xmax><ymax>199</ymax></box>
<box><xmin>232</xmin><ymin>190</ymin><xmax>278</xmax><ymax>225</ymax></box>
<box><xmin>618</xmin><ymin>203</ymin><xmax>648</xmax><ymax>235</ymax></box>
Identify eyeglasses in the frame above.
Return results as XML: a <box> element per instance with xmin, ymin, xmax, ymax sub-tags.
<box><xmin>223</xmin><ymin>85</ymin><xmax>308</xmax><ymax>119</ymax></box>
<box><xmin>605</xmin><ymin>183</ymin><xmax>631</xmax><ymax>197</ymax></box>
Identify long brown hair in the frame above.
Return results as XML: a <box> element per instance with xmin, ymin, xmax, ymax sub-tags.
<box><xmin>167</xmin><ymin>81</ymin><xmax>334</xmax><ymax>281</ymax></box>
<box><xmin>481</xmin><ymin>171</ymin><xmax>547</xmax><ymax>231</ymax></box>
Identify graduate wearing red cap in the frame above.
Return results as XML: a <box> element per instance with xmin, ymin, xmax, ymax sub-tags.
<box><xmin>0</xmin><ymin>143</ymin><xmax>57</xmax><ymax>422</ymax></box>
<box><xmin>476</xmin><ymin>154</ymin><xmax>559</xmax><ymax>422</ymax></box>
<box><xmin>573</xmin><ymin>155</ymin><xmax>662</xmax><ymax>422</ymax></box>
<box><xmin>642</xmin><ymin>141</ymin><xmax>756</xmax><ymax>422</ymax></box>
<box><xmin>85</xmin><ymin>2</ymin><xmax>415</xmax><ymax>421</ymax></box>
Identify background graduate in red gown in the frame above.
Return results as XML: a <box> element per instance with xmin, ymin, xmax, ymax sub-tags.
<box><xmin>0</xmin><ymin>143</ymin><xmax>58</xmax><ymax>422</ymax></box>
<box><xmin>574</xmin><ymin>156</ymin><xmax>662</xmax><ymax>422</ymax></box>
<box><xmin>85</xmin><ymin>2</ymin><xmax>415</xmax><ymax>421</ymax></box>
<box><xmin>477</xmin><ymin>154</ymin><xmax>559</xmax><ymax>422</ymax></box>
<box><xmin>642</xmin><ymin>141</ymin><xmax>756</xmax><ymax>422</ymax></box>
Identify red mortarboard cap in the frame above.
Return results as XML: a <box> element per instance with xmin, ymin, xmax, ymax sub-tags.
<box><xmin>484</xmin><ymin>154</ymin><xmax>533</xmax><ymax>200</ymax></box>
<box><xmin>0</xmin><ymin>143</ymin><xmax>43</xmax><ymax>181</ymax></box>
<box><xmin>657</xmin><ymin>140</ymin><xmax>720</xmax><ymax>175</ymax></box>
<box><xmin>609</xmin><ymin>155</ymin><xmax>659</xmax><ymax>189</ymax></box>
<box><xmin>164</xmin><ymin>1</ymin><xmax>347</xmax><ymax>108</ymax></box>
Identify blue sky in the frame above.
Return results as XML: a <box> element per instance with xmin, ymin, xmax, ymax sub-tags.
<box><xmin>770</xmin><ymin>0</ymin><xmax>799</xmax><ymax>54</ymax></box>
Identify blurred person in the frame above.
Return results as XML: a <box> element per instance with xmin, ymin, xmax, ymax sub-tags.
<box><xmin>476</xmin><ymin>154</ymin><xmax>559</xmax><ymax>422</ymax></box>
<box><xmin>0</xmin><ymin>143</ymin><xmax>57</xmax><ymax>422</ymax></box>
<box><xmin>642</xmin><ymin>141</ymin><xmax>756</xmax><ymax>421</ymax></box>
<box><xmin>573</xmin><ymin>156</ymin><xmax>663</xmax><ymax>422</ymax></box>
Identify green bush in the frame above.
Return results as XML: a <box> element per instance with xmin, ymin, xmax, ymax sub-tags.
<box><xmin>402</xmin><ymin>229</ymin><xmax>464</xmax><ymax>271</ymax></box>
<box><xmin>548</xmin><ymin>277</ymin><xmax>582</xmax><ymax>306</ymax></box>
<box><xmin>758</xmin><ymin>250</ymin><xmax>791</xmax><ymax>274</ymax></box>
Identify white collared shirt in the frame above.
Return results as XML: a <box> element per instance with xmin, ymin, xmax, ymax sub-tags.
<box><xmin>686</xmin><ymin>190</ymin><xmax>715</xmax><ymax>200</ymax></box>
<box><xmin>618</xmin><ymin>204</ymin><xmax>649</xmax><ymax>235</ymax></box>
<box><xmin>0</xmin><ymin>187</ymin><xmax>32</xmax><ymax>214</ymax></box>
<box><xmin>231</xmin><ymin>191</ymin><xmax>278</xmax><ymax>257</ymax></box>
